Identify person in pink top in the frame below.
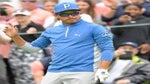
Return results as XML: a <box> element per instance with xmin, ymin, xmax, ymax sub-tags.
<box><xmin>0</xmin><ymin>2</ymin><xmax>16</xmax><ymax>58</ymax></box>
<box><xmin>20</xmin><ymin>0</ymin><xmax>53</xmax><ymax>26</ymax></box>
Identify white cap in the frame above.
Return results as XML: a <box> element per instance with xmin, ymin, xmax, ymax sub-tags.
<box><xmin>12</xmin><ymin>9</ymin><xmax>31</xmax><ymax>16</ymax></box>
<box><xmin>0</xmin><ymin>2</ymin><xmax>15</xmax><ymax>7</ymax></box>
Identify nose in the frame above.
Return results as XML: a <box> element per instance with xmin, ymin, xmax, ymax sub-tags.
<box><xmin>68</xmin><ymin>14</ymin><xmax>74</xmax><ymax>18</ymax></box>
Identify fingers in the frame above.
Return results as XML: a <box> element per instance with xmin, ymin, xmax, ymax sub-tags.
<box><xmin>3</xmin><ymin>23</ymin><xmax>18</xmax><ymax>38</ymax></box>
<box><xmin>138</xmin><ymin>44</ymin><xmax>150</xmax><ymax>54</ymax></box>
<box><xmin>4</xmin><ymin>23</ymin><xmax>13</xmax><ymax>32</ymax></box>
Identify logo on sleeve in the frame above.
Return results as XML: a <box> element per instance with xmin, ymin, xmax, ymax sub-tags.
<box><xmin>74</xmin><ymin>33</ymin><xmax>80</xmax><ymax>37</ymax></box>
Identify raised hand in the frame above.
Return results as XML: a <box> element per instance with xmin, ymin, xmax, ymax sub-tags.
<box><xmin>3</xmin><ymin>23</ymin><xmax>19</xmax><ymax>38</ymax></box>
<box><xmin>103</xmin><ymin>0</ymin><xmax>120</xmax><ymax>9</ymax></box>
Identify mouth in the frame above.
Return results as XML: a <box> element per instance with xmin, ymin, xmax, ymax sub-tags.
<box><xmin>66</xmin><ymin>19</ymin><xmax>75</xmax><ymax>21</ymax></box>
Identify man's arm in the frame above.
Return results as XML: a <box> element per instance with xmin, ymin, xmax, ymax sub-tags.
<box><xmin>93</xmin><ymin>25</ymin><xmax>114</xmax><ymax>68</ymax></box>
<box><xmin>3</xmin><ymin>24</ymin><xmax>41</xmax><ymax>52</ymax></box>
<box><xmin>4</xmin><ymin>23</ymin><xmax>26</xmax><ymax>47</ymax></box>
<box><xmin>4</xmin><ymin>23</ymin><xmax>52</xmax><ymax>53</ymax></box>
<box><xmin>11</xmin><ymin>35</ymin><xmax>26</xmax><ymax>47</ymax></box>
<box><xmin>93</xmin><ymin>25</ymin><xmax>114</xmax><ymax>83</ymax></box>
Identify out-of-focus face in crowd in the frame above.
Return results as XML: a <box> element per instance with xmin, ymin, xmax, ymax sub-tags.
<box><xmin>0</xmin><ymin>3</ymin><xmax>15</xmax><ymax>18</ymax></box>
<box><xmin>76</xmin><ymin>0</ymin><xmax>90</xmax><ymax>14</ymax></box>
<box><xmin>123</xmin><ymin>4</ymin><xmax>143</xmax><ymax>18</ymax></box>
<box><xmin>43</xmin><ymin>0</ymin><xmax>58</xmax><ymax>13</ymax></box>
<box><xmin>20</xmin><ymin>0</ymin><xmax>39</xmax><ymax>11</ymax></box>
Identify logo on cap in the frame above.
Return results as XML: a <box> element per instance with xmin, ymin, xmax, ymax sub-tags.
<box><xmin>64</xmin><ymin>4</ymin><xmax>70</xmax><ymax>9</ymax></box>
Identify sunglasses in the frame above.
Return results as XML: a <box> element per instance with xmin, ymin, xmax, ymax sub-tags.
<box><xmin>21</xmin><ymin>0</ymin><xmax>36</xmax><ymax>2</ymax></box>
<box><xmin>59</xmin><ymin>11</ymin><xmax>79</xmax><ymax>17</ymax></box>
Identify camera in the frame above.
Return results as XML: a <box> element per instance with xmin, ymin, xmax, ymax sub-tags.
<box><xmin>119</xmin><ymin>51</ymin><xmax>132</xmax><ymax>60</ymax></box>
<box><xmin>0</xmin><ymin>7</ymin><xmax>8</xmax><ymax>16</ymax></box>
<box><xmin>122</xmin><ymin>12</ymin><xmax>131</xmax><ymax>16</ymax></box>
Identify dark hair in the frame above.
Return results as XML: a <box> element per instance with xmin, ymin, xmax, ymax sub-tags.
<box><xmin>76</xmin><ymin>0</ymin><xmax>96</xmax><ymax>21</ymax></box>
<box><xmin>0</xmin><ymin>7</ymin><xmax>7</xmax><ymax>16</ymax></box>
<box><xmin>123</xmin><ymin>3</ymin><xmax>143</xmax><ymax>10</ymax></box>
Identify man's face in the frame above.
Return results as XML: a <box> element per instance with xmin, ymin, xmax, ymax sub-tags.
<box><xmin>56</xmin><ymin>10</ymin><xmax>80</xmax><ymax>25</ymax></box>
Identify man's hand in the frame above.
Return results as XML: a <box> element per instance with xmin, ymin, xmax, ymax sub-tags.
<box><xmin>95</xmin><ymin>69</ymin><xmax>109</xmax><ymax>83</ymax></box>
<box><xmin>3</xmin><ymin>23</ymin><xmax>19</xmax><ymax>38</ymax></box>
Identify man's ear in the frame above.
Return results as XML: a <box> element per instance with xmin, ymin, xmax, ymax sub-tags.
<box><xmin>55</xmin><ymin>14</ymin><xmax>60</xmax><ymax>20</ymax></box>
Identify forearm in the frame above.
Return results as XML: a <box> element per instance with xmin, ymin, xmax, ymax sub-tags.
<box><xmin>98</xmin><ymin>60</ymin><xmax>111</xmax><ymax>69</ymax></box>
<box><xmin>11</xmin><ymin>35</ymin><xmax>26</xmax><ymax>47</ymax></box>
<box><xmin>99</xmin><ymin>50</ymin><xmax>114</xmax><ymax>69</ymax></box>
<box><xmin>20</xmin><ymin>42</ymin><xmax>41</xmax><ymax>52</ymax></box>
<box><xmin>11</xmin><ymin>34</ymin><xmax>41</xmax><ymax>52</ymax></box>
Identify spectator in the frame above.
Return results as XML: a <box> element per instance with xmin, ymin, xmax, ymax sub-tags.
<box><xmin>101</xmin><ymin>0</ymin><xmax>150</xmax><ymax>23</ymax></box>
<box><xmin>20</xmin><ymin>0</ymin><xmax>53</xmax><ymax>26</ymax></box>
<box><xmin>76</xmin><ymin>0</ymin><xmax>96</xmax><ymax>23</ymax></box>
<box><xmin>0</xmin><ymin>55</ymin><xmax>9</xmax><ymax>84</ymax></box>
<box><xmin>0</xmin><ymin>2</ymin><xmax>15</xmax><ymax>21</ymax></box>
<box><xmin>42</xmin><ymin>0</ymin><xmax>58</xmax><ymax>13</ymax></box>
<box><xmin>111</xmin><ymin>3</ymin><xmax>150</xmax><ymax>59</ymax></box>
<box><xmin>0</xmin><ymin>24</ymin><xmax>14</xmax><ymax>84</ymax></box>
<box><xmin>30</xmin><ymin>56</ymin><xmax>51</xmax><ymax>84</ymax></box>
<box><xmin>0</xmin><ymin>4</ymin><xmax>16</xmax><ymax>83</ymax></box>
<box><xmin>42</xmin><ymin>0</ymin><xmax>58</xmax><ymax>28</ymax></box>
<box><xmin>102</xmin><ymin>42</ymin><xmax>150</xmax><ymax>84</ymax></box>
<box><xmin>0</xmin><ymin>1</ymin><xmax>15</xmax><ymax>59</ymax></box>
<box><xmin>0</xmin><ymin>33</ymin><xmax>9</xmax><ymax>84</ymax></box>
<box><xmin>8</xmin><ymin>9</ymin><xmax>45</xmax><ymax>84</ymax></box>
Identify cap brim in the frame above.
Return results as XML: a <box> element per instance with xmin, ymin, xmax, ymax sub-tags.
<box><xmin>55</xmin><ymin>9</ymin><xmax>80</xmax><ymax>13</ymax></box>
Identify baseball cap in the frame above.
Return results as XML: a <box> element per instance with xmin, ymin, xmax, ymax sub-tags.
<box><xmin>119</xmin><ymin>42</ymin><xmax>138</xmax><ymax>48</ymax></box>
<box><xmin>12</xmin><ymin>9</ymin><xmax>31</xmax><ymax>16</ymax></box>
<box><xmin>54</xmin><ymin>2</ymin><xmax>80</xmax><ymax>13</ymax></box>
<box><xmin>0</xmin><ymin>2</ymin><xmax>15</xmax><ymax>7</ymax></box>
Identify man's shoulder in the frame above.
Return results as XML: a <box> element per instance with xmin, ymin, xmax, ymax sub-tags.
<box><xmin>45</xmin><ymin>25</ymin><xmax>62</xmax><ymax>31</ymax></box>
<box><xmin>80</xmin><ymin>19</ymin><xmax>103</xmax><ymax>27</ymax></box>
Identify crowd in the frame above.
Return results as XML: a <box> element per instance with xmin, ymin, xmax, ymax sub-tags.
<box><xmin>0</xmin><ymin>0</ymin><xmax>150</xmax><ymax>84</ymax></box>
